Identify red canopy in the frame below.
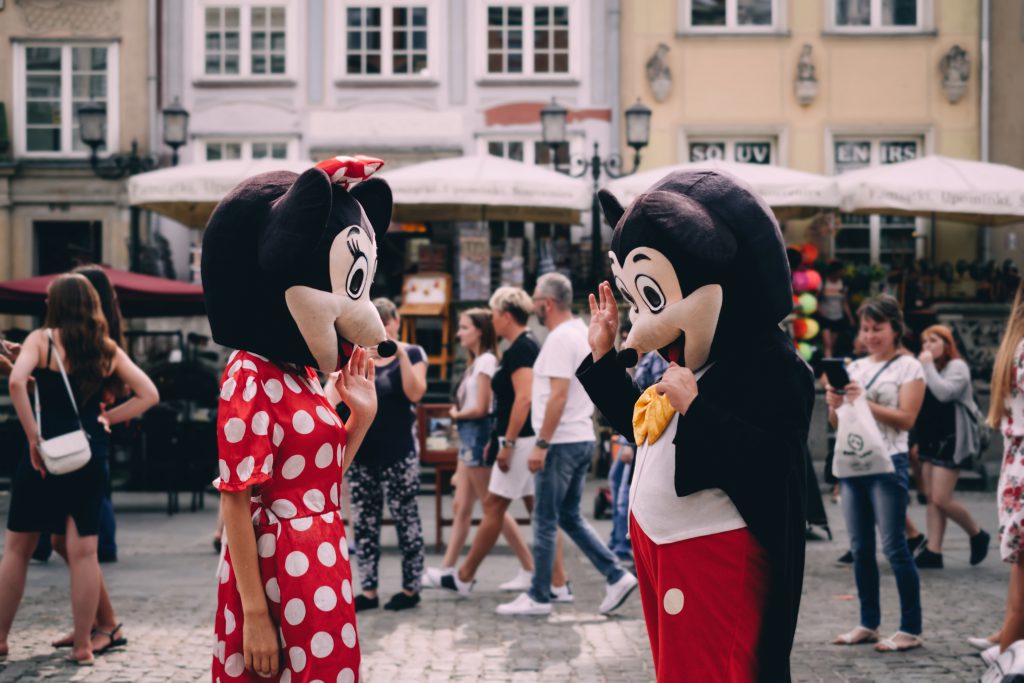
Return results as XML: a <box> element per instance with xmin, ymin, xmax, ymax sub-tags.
<box><xmin>0</xmin><ymin>267</ymin><xmax>205</xmax><ymax>317</ymax></box>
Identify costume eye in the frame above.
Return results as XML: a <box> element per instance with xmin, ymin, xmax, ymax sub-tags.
<box><xmin>614</xmin><ymin>277</ymin><xmax>638</xmax><ymax>313</ymax></box>
<box><xmin>635</xmin><ymin>274</ymin><xmax>665</xmax><ymax>313</ymax></box>
<box><xmin>346</xmin><ymin>254</ymin><xmax>369</xmax><ymax>299</ymax></box>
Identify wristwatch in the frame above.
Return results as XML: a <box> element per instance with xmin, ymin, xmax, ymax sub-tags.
<box><xmin>499</xmin><ymin>437</ymin><xmax>516</xmax><ymax>449</ymax></box>
<box><xmin>536</xmin><ymin>438</ymin><xmax>551</xmax><ymax>450</ymax></box>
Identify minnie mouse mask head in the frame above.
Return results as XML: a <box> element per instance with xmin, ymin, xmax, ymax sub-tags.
<box><xmin>597</xmin><ymin>169</ymin><xmax>792</xmax><ymax>371</ymax></box>
<box><xmin>202</xmin><ymin>156</ymin><xmax>397</xmax><ymax>374</ymax></box>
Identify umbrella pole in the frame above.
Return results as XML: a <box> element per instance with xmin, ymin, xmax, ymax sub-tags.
<box><xmin>930</xmin><ymin>211</ymin><xmax>937</xmax><ymax>300</ymax></box>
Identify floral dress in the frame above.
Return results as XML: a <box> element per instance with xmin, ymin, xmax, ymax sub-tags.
<box><xmin>212</xmin><ymin>351</ymin><xmax>359</xmax><ymax>682</ymax></box>
<box><xmin>999</xmin><ymin>340</ymin><xmax>1024</xmax><ymax>563</ymax></box>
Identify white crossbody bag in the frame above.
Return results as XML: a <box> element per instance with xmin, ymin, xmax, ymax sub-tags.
<box><xmin>34</xmin><ymin>330</ymin><xmax>92</xmax><ymax>475</ymax></box>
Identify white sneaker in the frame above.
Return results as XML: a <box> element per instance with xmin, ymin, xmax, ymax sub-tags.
<box><xmin>981</xmin><ymin>643</ymin><xmax>1000</xmax><ymax>667</ymax></box>
<box><xmin>496</xmin><ymin>592</ymin><xmax>551</xmax><ymax>616</ymax></box>
<box><xmin>498</xmin><ymin>568</ymin><xmax>533</xmax><ymax>591</ymax></box>
<box><xmin>550</xmin><ymin>582</ymin><xmax>574</xmax><ymax>603</ymax></box>
<box><xmin>422</xmin><ymin>566</ymin><xmax>454</xmax><ymax>589</ymax></box>
<box><xmin>968</xmin><ymin>636</ymin><xmax>997</xmax><ymax>651</ymax></box>
<box><xmin>438</xmin><ymin>571</ymin><xmax>475</xmax><ymax>597</ymax></box>
<box><xmin>599</xmin><ymin>572</ymin><xmax>638</xmax><ymax>615</ymax></box>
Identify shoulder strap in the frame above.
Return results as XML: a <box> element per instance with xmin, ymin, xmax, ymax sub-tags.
<box><xmin>46</xmin><ymin>329</ymin><xmax>84</xmax><ymax>428</ymax></box>
<box><xmin>865</xmin><ymin>355</ymin><xmax>899</xmax><ymax>391</ymax></box>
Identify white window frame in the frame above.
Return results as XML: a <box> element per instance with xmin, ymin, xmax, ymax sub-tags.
<box><xmin>12</xmin><ymin>42</ymin><xmax>120</xmax><ymax>159</ymax></box>
<box><xmin>678</xmin><ymin>126</ymin><xmax>787</xmax><ymax>165</ymax></box>
<box><xmin>827</xmin><ymin>131</ymin><xmax>931</xmax><ymax>265</ymax></box>
<box><xmin>476</xmin><ymin>132</ymin><xmax>582</xmax><ymax>169</ymax></box>
<box><xmin>200</xmin><ymin>137</ymin><xmax>299</xmax><ymax>161</ymax></box>
<box><xmin>826</xmin><ymin>0</ymin><xmax>932</xmax><ymax>34</ymax></box>
<box><xmin>677</xmin><ymin>0</ymin><xmax>784</xmax><ymax>34</ymax></box>
<box><xmin>335</xmin><ymin>1</ymin><xmax>440</xmax><ymax>81</ymax></box>
<box><xmin>476</xmin><ymin>1</ymin><xmax>582</xmax><ymax>82</ymax></box>
<box><xmin>193</xmin><ymin>1</ymin><xmax>298</xmax><ymax>83</ymax></box>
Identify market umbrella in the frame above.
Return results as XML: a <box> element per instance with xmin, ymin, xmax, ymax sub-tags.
<box><xmin>0</xmin><ymin>266</ymin><xmax>205</xmax><ymax>317</ymax></box>
<box><xmin>605</xmin><ymin>160</ymin><xmax>840</xmax><ymax>218</ymax></box>
<box><xmin>128</xmin><ymin>159</ymin><xmax>312</xmax><ymax>228</ymax></box>
<box><xmin>835</xmin><ymin>154</ymin><xmax>1024</xmax><ymax>224</ymax></box>
<box><xmin>380</xmin><ymin>154</ymin><xmax>591</xmax><ymax>224</ymax></box>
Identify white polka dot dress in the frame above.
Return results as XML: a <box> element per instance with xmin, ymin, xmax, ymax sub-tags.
<box><xmin>213</xmin><ymin>352</ymin><xmax>359</xmax><ymax>682</ymax></box>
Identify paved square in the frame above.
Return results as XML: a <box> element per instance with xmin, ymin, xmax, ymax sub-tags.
<box><xmin>0</xmin><ymin>481</ymin><xmax>1006</xmax><ymax>682</ymax></box>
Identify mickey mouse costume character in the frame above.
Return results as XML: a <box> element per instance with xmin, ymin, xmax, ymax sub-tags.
<box><xmin>203</xmin><ymin>156</ymin><xmax>395</xmax><ymax>682</ymax></box>
<box><xmin>577</xmin><ymin>170</ymin><xmax>815</xmax><ymax>682</ymax></box>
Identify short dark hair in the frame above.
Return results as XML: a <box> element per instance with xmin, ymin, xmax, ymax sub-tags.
<box><xmin>857</xmin><ymin>294</ymin><xmax>905</xmax><ymax>346</ymax></box>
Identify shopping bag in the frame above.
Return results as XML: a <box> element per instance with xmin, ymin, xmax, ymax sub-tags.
<box><xmin>832</xmin><ymin>395</ymin><xmax>892</xmax><ymax>478</ymax></box>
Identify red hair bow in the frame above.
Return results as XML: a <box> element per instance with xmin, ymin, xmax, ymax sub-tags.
<box><xmin>314</xmin><ymin>155</ymin><xmax>384</xmax><ymax>188</ymax></box>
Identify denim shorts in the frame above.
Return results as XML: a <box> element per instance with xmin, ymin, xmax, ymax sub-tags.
<box><xmin>457</xmin><ymin>417</ymin><xmax>494</xmax><ymax>467</ymax></box>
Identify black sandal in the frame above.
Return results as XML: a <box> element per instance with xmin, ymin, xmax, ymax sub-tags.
<box><xmin>92</xmin><ymin>623</ymin><xmax>127</xmax><ymax>656</ymax></box>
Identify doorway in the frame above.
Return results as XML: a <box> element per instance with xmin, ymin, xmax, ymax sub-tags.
<box><xmin>34</xmin><ymin>220</ymin><xmax>102</xmax><ymax>275</ymax></box>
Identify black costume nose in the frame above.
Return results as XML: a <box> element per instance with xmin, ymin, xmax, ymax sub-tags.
<box><xmin>617</xmin><ymin>348</ymin><xmax>639</xmax><ymax>369</ymax></box>
<box><xmin>377</xmin><ymin>340</ymin><xmax>397</xmax><ymax>358</ymax></box>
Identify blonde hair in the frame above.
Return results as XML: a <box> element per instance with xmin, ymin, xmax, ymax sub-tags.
<box><xmin>989</xmin><ymin>281</ymin><xmax>1024</xmax><ymax>428</ymax></box>
<box><xmin>488</xmin><ymin>287</ymin><xmax>533</xmax><ymax>326</ymax></box>
<box><xmin>373</xmin><ymin>297</ymin><xmax>398</xmax><ymax>323</ymax></box>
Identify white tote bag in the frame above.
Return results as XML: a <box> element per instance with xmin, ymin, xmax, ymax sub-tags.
<box><xmin>831</xmin><ymin>396</ymin><xmax>892</xmax><ymax>478</ymax></box>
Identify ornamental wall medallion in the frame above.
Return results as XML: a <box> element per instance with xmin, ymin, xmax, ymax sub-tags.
<box><xmin>645</xmin><ymin>43</ymin><xmax>672</xmax><ymax>103</ymax></box>
<box><xmin>794</xmin><ymin>44</ymin><xmax>818</xmax><ymax>106</ymax></box>
<box><xmin>15</xmin><ymin>0</ymin><xmax>120</xmax><ymax>35</ymax></box>
<box><xmin>940</xmin><ymin>45</ymin><xmax>970</xmax><ymax>104</ymax></box>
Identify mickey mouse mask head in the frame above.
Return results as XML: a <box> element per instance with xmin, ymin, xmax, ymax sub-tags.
<box><xmin>598</xmin><ymin>169</ymin><xmax>792</xmax><ymax>370</ymax></box>
<box><xmin>202</xmin><ymin>156</ymin><xmax>396</xmax><ymax>374</ymax></box>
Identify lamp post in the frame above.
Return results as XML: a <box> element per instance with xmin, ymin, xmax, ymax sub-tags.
<box><xmin>541</xmin><ymin>98</ymin><xmax>651</xmax><ymax>290</ymax></box>
<box><xmin>78</xmin><ymin>97</ymin><xmax>190</xmax><ymax>272</ymax></box>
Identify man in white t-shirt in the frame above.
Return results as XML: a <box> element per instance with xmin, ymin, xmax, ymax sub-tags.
<box><xmin>496</xmin><ymin>273</ymin><xmax>638</xmax><ymax>616</ymax></box>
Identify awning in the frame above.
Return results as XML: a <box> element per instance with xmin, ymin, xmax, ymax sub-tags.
<box><xmin>0</xmin><ymin>267</ymin><xmax>205</xmax><ymax>317</ymax></box>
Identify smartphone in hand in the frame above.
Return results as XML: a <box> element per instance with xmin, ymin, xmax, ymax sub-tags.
<box><xmin>821</xmin><ymin>358</ymin><xmax>851</xmax><ymax>393</ymax></box>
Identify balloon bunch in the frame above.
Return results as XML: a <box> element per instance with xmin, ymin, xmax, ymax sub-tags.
<box><xmin>787</xmin><ymin>243</ymin><xmax>822</xmax><ymax>362</ymax></box>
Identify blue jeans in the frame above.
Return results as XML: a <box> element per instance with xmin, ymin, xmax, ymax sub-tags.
<box><xmin>608</xmin><ymin>455</ymin><xmax>632</xmax><ymax>557</ymax></box>
<box><xmin>840</xmin><ymin>452</ymin><xmax>922</xmax><ymax>635</ymax></box>
<box><xmin>528</xmin><ymin>442</ymin><xmax>625</xmax><ymax>604</ymax></box>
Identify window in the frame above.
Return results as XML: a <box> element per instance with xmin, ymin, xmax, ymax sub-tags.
<box><xmin>830</xmin><ymin>0</ymin><xmax>925</xmax><ymax>31</ymax></box>
<box><xmin>15</xmin><ymin>43</ymin><xmax>118</xmax><ymax>156</ymax></box>
<box><xmin>680</xmin><ymin>0</ymin><xmax>780</xmax><ymax>32</ymax></box>
<box><xmin>488</xmin><ymin>140</ymin><xmax>525</xmax><ymax>161</ymax></box>
<box><xmin>199</xmin><ymin>3</ymin><xmax>291</xmax><ymax>79</ymax></box>
<box><xmin>688</xmin><ymin>138</ymin><xmax>775</xmax><ymax>164</ymax></box>
<box><xmin>483</xmin><ymin>137</ymin><xmax>569</xmax><ymax>167</ymax></box>
<box><xmin>833</xmin><ymin>137</ymin><xmax>922</xmax><ymax>265</ymax></box>
<box><xmin>485</xmin><ymin>3</ymin><xmax>573</xmax><ymax>77</ymax></box>
<box><xmin>343</xmin><ymin>4</ymin><xmax>431</xmax><ymax>77</ymax></box>
<box><xmin>203</xmin><ymin>139</ymin><xmax>294</xmax><ymax>161</ymax></box>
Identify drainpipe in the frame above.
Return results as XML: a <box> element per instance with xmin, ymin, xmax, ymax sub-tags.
<box><xmin>608</xmin><ymin>0</ymin><xmax>621</xmax><ymax>158</ymax></box>
<box><xmin>979</xmin><ymin>0</ymin><xmax>991</xmax><ymax>261</ymax></box>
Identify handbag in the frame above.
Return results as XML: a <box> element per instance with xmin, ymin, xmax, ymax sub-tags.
<box><xmin>832</xmin><ymin>357</ymin><xmax>897</xmax><ymax>479</ymax></box>
<box><xmin>34</xmin><ymin>330</ymin><xmax>92</xmax><ymax>475</ymax></box>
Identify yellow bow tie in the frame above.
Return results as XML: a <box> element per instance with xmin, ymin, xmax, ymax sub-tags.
<box><xmin>633</xmin><ymin>386</ymin><xmax>675</xmax><ymax>446</ymax></box>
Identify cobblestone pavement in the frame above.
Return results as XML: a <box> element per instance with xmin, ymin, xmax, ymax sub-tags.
<box><xmin>0</xmin><ymin>479</ymin><xmax>1007</xmax><ymax>682</ymax></box>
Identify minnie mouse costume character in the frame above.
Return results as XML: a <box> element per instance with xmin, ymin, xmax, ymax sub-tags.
<box><xmin>203</xmin><ymin>156</ymin><xmax>394</xmax><ymax>682</ymax></box>
<box><xmin>577</xmin><ymin>170</ymin><xmax>814</xmax><ymax>682</ymax></box>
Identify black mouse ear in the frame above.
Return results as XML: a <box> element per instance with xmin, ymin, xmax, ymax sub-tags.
<box><xmin>598</xmin><ymin>189</ymin><xmax>626</xmax><ymax>228</ymax></box>
<box><xmin>259</xmin><ymin>167</ymin><xmax>333</xmax><ymax>273</ymax></box>
<box><xmin>349</xmin><ymin>177</ymin><xmax>393</xmax><ymax>241</ymax></box>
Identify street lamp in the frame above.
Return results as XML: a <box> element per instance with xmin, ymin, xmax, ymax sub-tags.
<box><xmin>78</xmin><ymin>99</ymin><xmax>190</xmax><ymax>271</ymax></box>
<box><xmin>540</xmin><ymin>97</ymin><xmax>652</xmax><ymax>290</ymax></box>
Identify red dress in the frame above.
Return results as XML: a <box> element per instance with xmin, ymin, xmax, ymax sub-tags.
<box><xmin>212</xmin><ymin>351</ymin><xmax>359</xmax><ymax>683</ymax></box>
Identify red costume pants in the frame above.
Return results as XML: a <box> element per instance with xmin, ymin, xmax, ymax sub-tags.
<box><xmin>629</xmin><ymin>518</ymin><xmax>770</xmax><ymax>683</ymax></box>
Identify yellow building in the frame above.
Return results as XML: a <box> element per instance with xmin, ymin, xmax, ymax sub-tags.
<box><xmin>619</xmin><ymin>0</ymin><xmax>981</xmax><ymax>268</ymax></box>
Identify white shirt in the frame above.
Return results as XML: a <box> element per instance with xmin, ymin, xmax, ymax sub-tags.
<box><xmin>629</xmin><ymin>366</ymin><xmax>746</xmax><ymax>545</ymax></box>
<box><xmin>531</xmin><ymin>318</ymin><xmax>595</xmax><ymax>444</ymax></box>
<box><xmin>456</xmin><ymin>352</ymin><xmax>497</xmax><ymax>414</ymax></box>
<box><xmin>848</xmin><ymin>353</ymin><xmax>925</xmax><ymax>457</ymax></box>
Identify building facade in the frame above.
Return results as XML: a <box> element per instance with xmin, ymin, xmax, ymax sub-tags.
<box><xmin>619</xmin><ymin>0</ymin><xmax>982</xmax><ymax>269</ymax></box>
<box><xmin>0</xmin><ymin>0</ymin><xmax>153</xmax><ymax>287</ymax></box>
<box><xmin>161</xmin><ymin>0</ymin><xmax>624</xmax><ymax>289</ymax></box>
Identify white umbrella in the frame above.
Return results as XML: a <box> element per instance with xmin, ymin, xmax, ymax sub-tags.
<box><xmin>605</xmin><ymin>160</ymin><xmax>840</xmax><ymax>215</ymax></box>
<box><xmin>128</xmin><ymin>159</ymin><xmax>313</xmax><ymax>228</ymax></box>
<box><xmin>836</xmin><ymin>154</ymin><xmax>1024</xmax><ymax>224</ymax></box>
<box><xmin>381</xmin><ymin>154</ymin><xmax>591</xmax><ymax>224</ymax></box>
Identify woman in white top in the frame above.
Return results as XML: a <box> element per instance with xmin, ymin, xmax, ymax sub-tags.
<box><xmin>423</xmin><ymin>308</ymin><xmax>535</xmax><ymax>589</ymax></box>
<box><xmin>987</xmin><ymin>281</ymin><xmax>1024</xmax><ymax>655</ymax></box>
<box><xmin>827</xmin><ymin>294</ymin><xmax>925</xmax><ymax>653</ymax></box>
